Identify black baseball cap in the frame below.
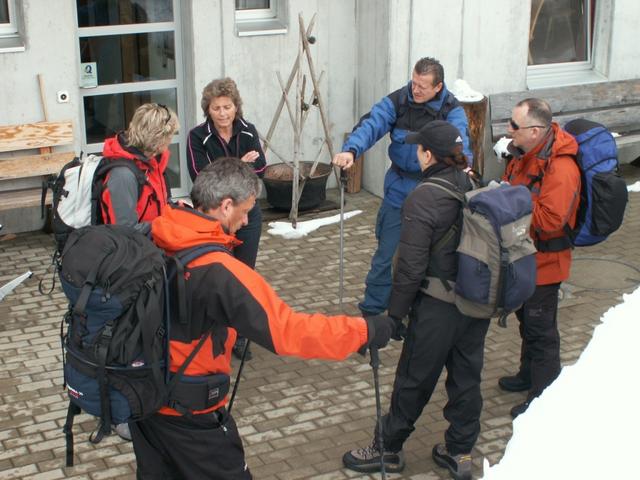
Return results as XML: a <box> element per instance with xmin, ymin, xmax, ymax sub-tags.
<box><xmin>405</xmin><ymin>120</ymin><xmax>463</xmax><ymax>157</ymax></box>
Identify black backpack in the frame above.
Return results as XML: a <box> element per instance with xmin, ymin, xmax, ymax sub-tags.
<box><xmin>59</xmin><ymin>225</ymin><xmax>231</xmax><ymax>466</ymax></box>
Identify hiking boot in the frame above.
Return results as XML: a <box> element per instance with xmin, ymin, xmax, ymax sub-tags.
<box><xmin>432</xmin><ymin>444</ymin><xmax>472</xmax><ymax>480</ymax></box>
<box><xmin>510</xmin><ymin>400</ymin><xmax>531</xmax><ymax>419</ymax></box>
<box><xmin>342</xmin><ymin>441</ymin><xmax>405</xmax><ymax>473</ymax></box>
<box><xmin>498</xmin><ymin>374</ymin><xmax>531</xmax><ymax>392</ymax></box>
<box><xmin>232</xmin><ymin>337</ymin><xmax>252</xmax><ymax>361</ymax></box>
<box><xmin>114</xmin><ymin>423</ymin><xmax>132</xmax><ymax>441</ymax></box>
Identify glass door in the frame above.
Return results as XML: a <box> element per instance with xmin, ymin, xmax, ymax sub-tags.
<box><xmin>76</xmin><ymin>0</ymin><xmax>187</xmax><ymax>196</ymax></box>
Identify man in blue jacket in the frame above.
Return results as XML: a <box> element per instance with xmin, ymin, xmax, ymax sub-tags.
<box><xmin>332</xmin><ymin>57</ymin><xmax>472</xmax><ymax>317</ymax></box>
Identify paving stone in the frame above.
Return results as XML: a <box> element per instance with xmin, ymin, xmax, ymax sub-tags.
<box><xmin>2</xmin><ymin>179</ymin><xmax>640</xmax><ymax>479</ymax></box>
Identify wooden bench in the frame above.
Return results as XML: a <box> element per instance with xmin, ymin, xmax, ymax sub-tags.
<box><xmin>483</xmin><ymin>79</ymin><xmax>640</xmax><ymax>179</ymax></box>
<box><xmin>0</xmin><ymin>121</ymin><xmax>75</xmax><ymax>233</ymax></box>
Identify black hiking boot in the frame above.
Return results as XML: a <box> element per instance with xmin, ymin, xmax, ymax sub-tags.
<box><xmin>232</xmin><ymin>337</ymin><xmax>252</xmax><ymax>361</ymax></box>
<box><xmin>342</xmin><ymin>441</ymin><xmax>405</xmax><ymax>473</ymax></box>
<box><xmin>432</xmin><ymin>444</ymin><xmax>472</xmax><ymax>480</ymax></box>
<box><xmin>498</xmin><ymin>374</ymin><xmax>531</xmax><ymax>392</ymax></box>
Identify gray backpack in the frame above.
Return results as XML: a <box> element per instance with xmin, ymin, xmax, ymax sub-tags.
<box><xmin>421</xmin><ymin>178</ymin><xmax>537</xmax><ymax>323</ymax></box>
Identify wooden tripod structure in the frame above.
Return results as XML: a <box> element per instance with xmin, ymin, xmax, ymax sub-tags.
<box><xmin>261</xmin><ymin>13</ymin><xmax>338</xmax><ymax>227</ymax></box>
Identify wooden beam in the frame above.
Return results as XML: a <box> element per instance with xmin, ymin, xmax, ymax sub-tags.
<box><xmin>488</xmin><ymin>79</ymin><xmax>640</xmax><ymax>122</ymax></box>
<box><xmin>0</xmin><ymin>151</ymin><xmax>75</xmax><ymax>181</ymax></box>
<box><xmin>0</xmin><ymin>121</ymin><xmax>74</xmax><ymax>153</ymax></box>
<box><xmin>0</xmin><ymin>188</ymin><xmax>52</xmax><ymax>210</ymax></box>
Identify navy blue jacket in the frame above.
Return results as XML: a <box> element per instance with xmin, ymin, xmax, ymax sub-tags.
<box><xmin>187</xmin><ymin>117</ymin><xmax>266</xmax><ymax>181</ymax></box>
<box><xmin>343</xmin><ymin>81</ymin><xmax>471</xmax><ymax>208</ymax></box>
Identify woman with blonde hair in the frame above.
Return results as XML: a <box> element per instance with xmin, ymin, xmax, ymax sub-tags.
<box><xmin>100</xmin><ymin>103</ymin><xmax>179</xmax><ymax>235</ymax></box>
<box><xmin>188</xmin><ymin>78</ymin><xmax>266</xmax><ymax>360</ymax></box>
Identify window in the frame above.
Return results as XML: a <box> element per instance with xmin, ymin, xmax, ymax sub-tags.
<box><xmin>527</xmin><ymin>0</ymin><xmax>604</xmax><ymax>88</ymax></box>
<box><xmin>235</xmin><ymin>0</ymin><xmax>287</xmax><ymax>37</ymax></box>
<box><xmin>77</xmin><ymin>0</ymin><xmax>189</xmax><ymax>196</ymax></box>
<box><xmin>0</xmin><ymin>0</ymin><xmax>16</xmax><ymax>35</ymax></box>
<box><xmin>0</xmin><ymin>0</ymin><xmax>24</xmax><ymax>52</ymax></box>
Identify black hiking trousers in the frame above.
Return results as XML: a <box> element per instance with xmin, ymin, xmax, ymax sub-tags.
<box><xmin>130</xmin><ymin>407</ymin><xmax>251</xmax><ymax>479</ymax></box>
<box><xmin>381</xmin><ymin>293</ymin><xmax>490</xmax><ymax>455</ymax></box>
<box><xmin>515</xmin><ymin>282</ymin><xmax>562</xmax><ymax>401</ymax></box>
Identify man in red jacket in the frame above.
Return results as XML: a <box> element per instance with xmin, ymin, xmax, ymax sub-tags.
<box><xmin>498</xmin><ymin>98</ymin><xmax>581</xmax><ymax>418</ymax></box>
<box><xmin>129</xmin><ymin>158</ymin><xmax>396</xmax><ymax>479</ymax></box>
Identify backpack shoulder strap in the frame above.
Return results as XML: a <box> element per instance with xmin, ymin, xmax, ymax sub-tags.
<box><xmin>96</xmin><ymin>158</ymin><xmax>147</xmax><ymax>189</ymax></box>
<box><xmin>419</xmin><ymin>177</ymin><xmax>466</xmax><ymax>203</ymax></box>
<box><xmin>167</xmin><ymin>243</ymin><xmax>233</xmax><ymax>326</ymax></box>
<box><xmin>416</xmin><ymin>176</ymin><xmax>466</xmax><ymax>292</ymax></box>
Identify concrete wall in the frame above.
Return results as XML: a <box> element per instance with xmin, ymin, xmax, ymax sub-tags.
<box><xmin>0</xmin><ymin>0</ymin><xmax>79</xmax><ymax>153</ymax></box>
<box><xmin>1</xmin><ymin>0</ymin><xmax>639</xmax><ymax>200</ymax></box>
<box><xmin>185</xmin><ymin>0</ymin><xmax>356</xmax><ymax>190</ymax></box>
<box><xmin>350</xmin><ymin>0</ymin><xmax>640</xmax><ymax>192</ymax></box>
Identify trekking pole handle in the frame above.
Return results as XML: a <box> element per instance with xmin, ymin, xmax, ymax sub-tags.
<box><xmin>340</xmin><ymin>167</ymin><xmax>348</xmax><ymax>187</ymax></box>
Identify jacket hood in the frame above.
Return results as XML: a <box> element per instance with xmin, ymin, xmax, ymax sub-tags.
<box><xmin>103</xmin><ymin>133</ymin><xmax>170</xmax><ymax>172</ymax></box>
<box><xmin>152</xmin><ymin>203</ymin><xmax>241</xmax><ymax>254</ymax></box>
<box><xmin>406</xmin><ymin>80</ymin><xmax>450</xmax><ymax>111</ymax></box>
<box><xmin>103</xmin><ymin>133</ymin><xmax>141</xmax><ymax>161</ymax></box>
<box><xmin>549</xmin><ymin>123</ymin><xmax>578</xmax><ymax>158</ymax></box>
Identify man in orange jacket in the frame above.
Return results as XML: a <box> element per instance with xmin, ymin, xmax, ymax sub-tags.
<box><xmin>498</xmin><ymin>98</ymin><xmax>581</xmax><ymax>418</ymax></box>
<box><xmin>129</xmin><ymin>157</ymin><xmax>396</xmax><ymax>479</ymax></box>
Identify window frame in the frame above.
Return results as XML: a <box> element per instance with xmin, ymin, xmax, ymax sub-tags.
<box><xmin>76</xmin><ymin>1</ymin><xmax>189</xmax><ymax>198</ymax></box>
<box><xmin>0</xmin><ymin>0</ymin><xmax>25</xmax><ymax>53</ymax></box>
<box><xmin>234</xmin><ymin>0</ymin><xmax>287</xmax><ymax>37</ymax></box>
<box><xmin>0</xmin><ymin>0</ymin><xmax>17</xmax><ymax>35</ymax></box>
<box><xmin>526</xmin><ymin>0</ymin><xmax>607</xmax><ymax>89</ymax></box>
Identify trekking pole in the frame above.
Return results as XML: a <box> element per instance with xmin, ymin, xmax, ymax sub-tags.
<box><xmin>227</xmin><ymin>339</ymin><xmax>250</xmax><ymax>415</ymax></box>
<box><xmin>338</xmin><ymin>167</ymin><xmax>347</xmax><ymax>309</ymax></box>
<box><xmin>370</xmin><ymin>346</ymin><xmax>387</xmax><ymax>479</ymax></box>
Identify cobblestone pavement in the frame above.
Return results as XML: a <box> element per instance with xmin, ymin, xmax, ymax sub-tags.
<box><xmin>1</xmin><ymin>164</ymin><xmax>639</xmax><ymax>480</ymax></box>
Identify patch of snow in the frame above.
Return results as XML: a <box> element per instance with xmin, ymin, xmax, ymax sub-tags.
<box><xmin>481</xmin><ymin>286</ymin><xmax>640</xmax><ymax>479</ymax></box>
<box><xmin>627</xmin><ymin>181</ymin><xmax>640</xmax><ymax>192</ymax></box>
<box><xmin>267</xmin><ymin>210</ymin><xmax>362</xmax><ymax>239</ymax></box>
<box><xmin>450</xmin><ymin>79</ymin><xmax>484</xmax><ymax>102</ymax></box>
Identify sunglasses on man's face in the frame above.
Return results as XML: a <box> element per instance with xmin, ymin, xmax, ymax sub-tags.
<box><xmin>508</xmin><ymin>118</ymin><xmax>547</xmax><ymax>131</ymax></box>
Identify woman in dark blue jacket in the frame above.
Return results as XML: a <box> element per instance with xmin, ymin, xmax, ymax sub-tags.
<box><xmin>187</xmin><ymin>77</ymin><xmax>266</xmax><ymax>359</ymax></box>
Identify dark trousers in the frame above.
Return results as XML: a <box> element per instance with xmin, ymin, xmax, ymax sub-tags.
<box><xmin>381</xmin><ymin>294</ymin><xmax>490</xmax><ymax>455</ymax></box>
<box><xmin>130</xmin><ymin>409</ymin><xmax>251</xmax><ymax>479</ymax></box>
<box><xmin>233</xmin><ymin>203</ymin><xmax>262</xmax><ymax>346</ymax></box>
<box><xmin>234</xmin><ymin>202</ymin><xmax>262</xmax><ymax>269</ymax></box>
<box><xmin>515</xmin><ymin>283</ymin><xmax>562</xmax><ymax>400</ymax></box>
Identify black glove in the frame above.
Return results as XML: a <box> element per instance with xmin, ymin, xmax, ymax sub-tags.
<box><xmin>359</xmin><ymin>314</ymin><xmax>396</xmax><ymax>355</ymax></box>
<box><xmin>390</xmin><ymin>316</ymin><xmax>407</xmax><ymax>341</ymax></box>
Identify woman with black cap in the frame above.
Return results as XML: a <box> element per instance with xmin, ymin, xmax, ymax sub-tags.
<box><xmin>342</xmin><ymin>120</ymin><xmax>489</xmax><ymax>480</ymax></box>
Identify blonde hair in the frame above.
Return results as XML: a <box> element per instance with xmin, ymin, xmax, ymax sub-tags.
<box><xmin>200</xmin><ymin>77</ymin><xmax>243</xmax><ymax>119</ymax></box>
<box><xmin>125</xmin><ymin>103</ymin><xmax>179</xmax><ymax>157</ymax></box>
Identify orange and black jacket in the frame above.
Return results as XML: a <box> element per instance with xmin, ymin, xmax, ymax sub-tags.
<box><xmin>100</xmin><ymin>133</ymin><xmax>170</xmax><ymax>228</ymax></box>
<box><xmin>151</xmin><ymin>204</ymin><xmax>369</xmax><ymax>416</ymax></box>
<box><xmin>503</xmin><ymin>123</ymin><xmax>580</xmax><ymax>285</ymax></box>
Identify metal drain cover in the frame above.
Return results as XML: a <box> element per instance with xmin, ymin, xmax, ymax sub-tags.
<box><xmin>566</xmin><ymin>257</ymin><xmax>640</xmax><ymax>291</ymax></box>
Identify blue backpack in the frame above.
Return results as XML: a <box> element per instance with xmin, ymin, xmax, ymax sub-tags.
<box><xmin>534</xmin><ymin>119</ymin><xmax>628</xmax><ymax>251</ymax></box>
<box><xmin>564</xmin><ymin>119</ymin><xmax>628</xmax><ymax>246</ymax></box>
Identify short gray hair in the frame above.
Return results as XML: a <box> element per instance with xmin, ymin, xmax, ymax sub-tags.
<box><xmin>191</xmin><ymin>157</ymin><xmax>261</xmax><ymax>210</ymax></box>
<box><xmin>517</xmin><ymin>98</ymin><xmax>552</xmax><ymax>127</ymax></box>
